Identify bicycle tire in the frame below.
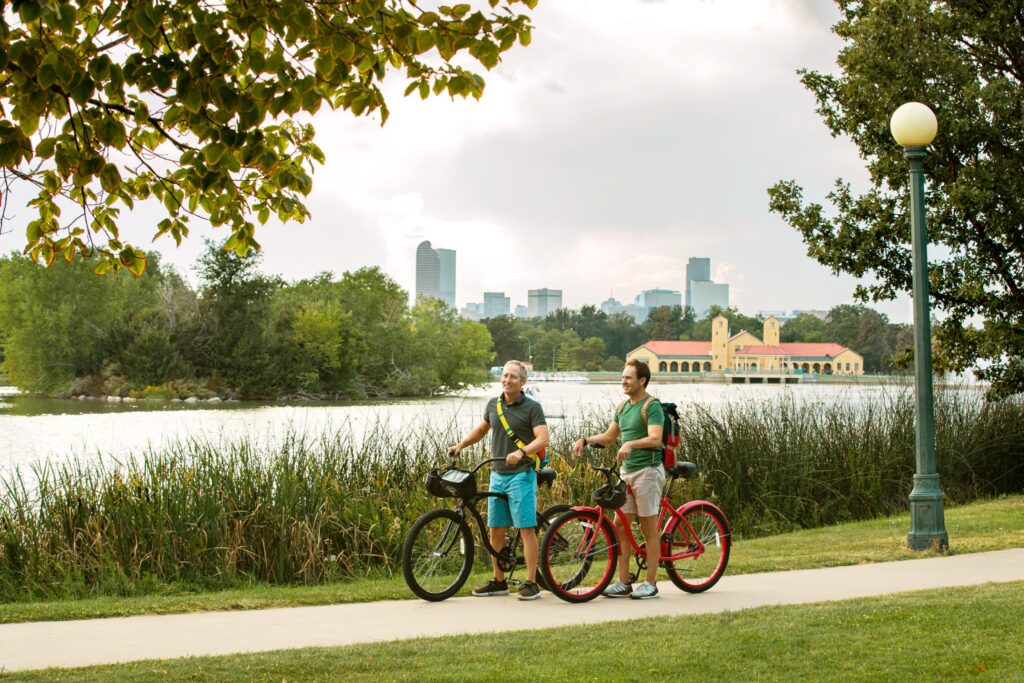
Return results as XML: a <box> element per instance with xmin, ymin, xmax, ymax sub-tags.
<box><xmin>402</xmin><ymin>508</ymin><xmax>475</xmax><ymax>601</ymax></box>
<box><xmin>663</xmin><ymin>503</ymin><xmax>731</xmax><ymax>593</ymax></box>
<box><xmin>540</xmin><ymin>508</ymin><xmax>618</xmax><ymax>603</ymax></box>
<box><xmin>502</xmin><ymin>503</ymin><xmax>572</xmax><ymax>590</ymax></box>
<box><xmin>533</xmin><ymin>503</ymin><xmax>572</xmax><ymax>591</ymax></box>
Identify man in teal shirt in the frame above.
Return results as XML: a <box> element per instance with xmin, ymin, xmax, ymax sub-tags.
<box><xmin>450</xmin><ymin>360</ymin><xmax>549</xmax><ymax>600</ymax></box>
<box><xmin>571</xmin><ymin>359</ymin><xmax>664</xmax><ymax>599</ymax></box>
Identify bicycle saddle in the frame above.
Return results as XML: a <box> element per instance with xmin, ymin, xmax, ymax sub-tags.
<box><xmin>537</xmin><ymin>467</ymin><xmax>557</xmax><ymax>487</ymax></box>
<box><xmin>666</xmin><ymin>461</ymin><xmax>697</xmax><ymax>479</ymax></box>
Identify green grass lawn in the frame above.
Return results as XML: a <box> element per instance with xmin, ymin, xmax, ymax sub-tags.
<box><xmin>8</xmin><ymin>581</ymin><xmax>1023</xmax><ymax>682</ymax></box>
<box><xmin>1</xmin><ymin>495</ymin><xmax>1021</xmax><ymax>625</ymax></box>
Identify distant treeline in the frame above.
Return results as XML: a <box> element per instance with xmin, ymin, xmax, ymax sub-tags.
<box><xmin>0</xmin><ymin>243</ymin><xmax>492</xmax><ymax>399</ymax></box>
<box><xmin>484</xmin><ymin>304</ymin><xmax>916</xmax><ymax>374</ymax></box>
<box><xmin>0</xmin><ymin>243</ymin><xmax>918</xmax><ymax>399</ymax></box>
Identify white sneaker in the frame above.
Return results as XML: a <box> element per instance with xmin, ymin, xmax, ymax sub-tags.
<box><xmin>602</xmin><ymin>580</ymin><xmax>633</xmax><ymax>598</ymax></box>
<box><xmin>630</xmin><ymin>581</ymin><xmax>659</xmax><ymax>600</ymax></box>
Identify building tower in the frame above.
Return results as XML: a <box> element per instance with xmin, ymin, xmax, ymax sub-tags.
<box><xmin>527</xmin><ymin>288</ymin><xmax>563</xmax><ymax>318</ymax></box>
<box><xmin>711</xmin><ymin>314</ymin><xmax>729</xmax><ymax>371</ymax></box>
<box><xmin>685</xmin><ymin>257</ymin><xmax>729</xmax><ymax>318</ymax></box>
<box><xmin>416</xmin><ymin>240</ymin><xmax>456</xmax><ymax>309</ymax></box>
<box><xmin>763</xmin><ymin>316</ymin><xmax>780</xmax><ymax>346</ymax></box>
<box><xmin>437</xmin><ymin>248</ymin><xmax>456</xmax><ymax>309</ymax></box>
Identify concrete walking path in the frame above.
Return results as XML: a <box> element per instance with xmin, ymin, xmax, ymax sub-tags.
<box><xmin>2</xmin><ymin>548</ymin><xmax>1023</xmax><ymax>673</ymax></box>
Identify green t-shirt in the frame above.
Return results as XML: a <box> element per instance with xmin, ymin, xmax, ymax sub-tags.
<box><xmin>615</xmin><ymin>396</ymin><xmax>664</xmax><ymax>473</ymax></box>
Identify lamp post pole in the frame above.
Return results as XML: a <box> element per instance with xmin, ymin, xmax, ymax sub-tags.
<box><xmin>890</xmin><ymin>102</ymin><xmax>949</xmax><ymax>551</ymax></box>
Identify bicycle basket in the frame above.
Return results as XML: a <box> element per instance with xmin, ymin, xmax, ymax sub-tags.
<box><xmin>427</xmin><ymin>467</ymin><xmax>476</xmax><ymax>499</ymax></box>
<box><xmin>592</xmin><ymin>481</ymin><xmax>627</xmax><ymax>510</ymax></box>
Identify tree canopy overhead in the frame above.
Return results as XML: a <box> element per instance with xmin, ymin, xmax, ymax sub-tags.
<box><xmin>768</xmin><ymin>0</ymin><xmax>1024</xmax><ymax>397</ymax></box>
<box><xmin>0</xmin><ymin>0</ymin><xmax>536</xmax><ymax>275</ymax></box>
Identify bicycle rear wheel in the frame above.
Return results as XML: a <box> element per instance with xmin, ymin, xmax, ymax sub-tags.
<box><xmin>402</xmin><ymin>508</ymin><xmax>475</xmax><ymax>601</ymax></box>
<box><xmin>540</xmin><ymin>509</ymin><xmax>618</xmax><ymax>603</ymax></box>
<box><xmin>664</xmin><ymin>503</ymin><xmax>730</xmax><ymax>593</ymax></box>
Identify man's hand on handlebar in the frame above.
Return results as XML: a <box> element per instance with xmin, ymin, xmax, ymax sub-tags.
<box><xmin>506</xmin><ymin>449</ymin><xmax>526</xmax><ymax>466</ymax></box>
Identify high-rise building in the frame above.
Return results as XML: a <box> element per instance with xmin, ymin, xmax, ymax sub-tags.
<box><xmin>460</xmin><ymin>302</ymin><xmax>483</xmax><ymax>321</ymax></box>
<box><xmin>600</xmin><ymin>297</ymin><xmax>624</xmax><ymax>315</ymax></box>
<box><xmin>633</xmin><ymin>289</ymin><xmax>683</xmax><ymax>324</ymax></box>
<box><xmin>483</xmin><ymin>292</ymin><xmax>511</xmax><ymax>318</ymax></box>
<box><xmin>514</xmin><ymin>304</ymin><xmax>529</xmax><ymax>319</ymax></box>
<box><xmin>438</xmin><ymin>249</ymin><xmax>456</xmax><ymax>309</ymax></box>
<box><xmin>527</xmin><ymin>288</ymin><xmax>563</xmax><ymax>318</ymax></box>
<box><xmin>686</xmin><ymin>257</ymin><xmax>711</xmax><ymax>286</ymax></box>
<box><xmin>685</xmin><ymin>257</ymin><xmax>729</xmax><ymax>318</ymax></box>
<box><xmin>415</xmin><ymin>240</ymin><xmax>456</xmax><ymax>309</ymax></box>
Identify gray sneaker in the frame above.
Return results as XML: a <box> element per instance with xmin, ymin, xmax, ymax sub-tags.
<box><xmin>630</xmin><ymin>581</ymin><xmax>660</xmax><ymax>600</ymax></box>
<box><xmin>602</xmin><ymin>580</ymin><xmax>633</xmax><ymax>598</ymax></box>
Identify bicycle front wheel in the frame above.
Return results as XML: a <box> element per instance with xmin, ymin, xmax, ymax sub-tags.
<box><xmin>664</xmin><ymin>503</ymin><xmax>731</xmax><ymax>593</ymax></box>
<box><xmin>540</xmin><ymin>509</ymin><xmax>618</xmax><ymax>603</ymax></box>
<box><xmin>402</xmin><ymin>508</ymin><xmax>475</xmax><ymax>601</ymax></box>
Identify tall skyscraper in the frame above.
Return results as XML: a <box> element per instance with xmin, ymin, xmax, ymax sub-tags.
<box><xmin>685</xmin><ymin>257</ymin><xmax>728</xmax><ymax>318</ymax></box>
<box><xmin>437</xmin><ymin>249</ymin><xmax>456</xmax><ymax>309</ymax></box>
<box><xmin>685</xmin><ymin>257</ymin><xmax>711</xmax><ymax>287</ymax></box>
<box><xmin>634</xmin><ymin>289</ymin><xmax>682</xmax><ymax>324</ymax></box>
<box><xmin>527</xmin><ymin>288</ymin><xmax>563</xmax><ymax>318</ymax></box>
<box><xmin>483</xmin><ymin>292</ymin><xmax>511</xmax><ymax>318</ymax></box>
<box><xmin>415</xmin><ymin>240</ymin><xmax>456</xmax><ymax>309</ymax></box>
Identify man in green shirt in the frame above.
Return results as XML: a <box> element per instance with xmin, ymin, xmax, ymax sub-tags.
<box><xmin>571</xmin><ymin>359</ymin><xmax>664</xmax><ymax>599</ymax></box>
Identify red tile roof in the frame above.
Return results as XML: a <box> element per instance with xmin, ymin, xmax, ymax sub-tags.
<box><xmin>639</xmin><ymin>341</ymin><xmax>712</xmax><ymax>357</ymax></box>
<box><xmin>635</xmin><ymin>340</ymin><xmax>852</xmax><ymax>360</ymax></box>
<box><xmin>736</xmin><ymin>345</ymin><xmax>787</xmax><ymax>355</ymax></box>
<box><xmin>778</xmin><ymin>342</ymin><xmax>849</xmax><ymax>358</ymax></box>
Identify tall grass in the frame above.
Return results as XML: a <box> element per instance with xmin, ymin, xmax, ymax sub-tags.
<box><xmin>681</xmin><ymin>387</ymin><xmax>1024</xmax><ymax>535</ymax></box>
<box><xmin>1</xmin><ymin>388</ymin><xmax>1021</xmax><ymax>601</ymax></box>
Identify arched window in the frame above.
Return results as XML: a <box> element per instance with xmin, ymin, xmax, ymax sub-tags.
<box><xmin>681</xmin><ymin>361</ymin><xmax>690</xmax><ymax>372</ymax></box>
<box><xmin>659</xmin><ymin>361</ymin><xmax>667</xmax><ymax>372</ymax></box>
<box><xmin>802</xmin><ymin>363</ymin><xmax>810</xmax><ymax>373</ymax></box>
<box><xmin>813</xmin><ymin>363</ymin><xmax>821</xmax><ymax>374</ymax></box>
<box><xmin>823</xmin><ymin>363</ymin><xmax>833</xmax><ymax>374</ymax></box>
<box><xmin>702</xmin><ymin>361</ymin><xmax>711</xmax><ymax>371</ymax></box>
<box><xmin>750</xmin><ymin>363</ymin><xmax>758</xmax><ymax>371</ymax></box>
<box><xmin>670</xmin><ymin>361</ymin><xmax>678</xmax><ymax>372</ymax></box>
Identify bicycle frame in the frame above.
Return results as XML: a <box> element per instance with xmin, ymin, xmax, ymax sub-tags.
<box><xmin>440</xmin><ymin>457</ymin><xmax>539</xmax><ymax>565</ymax></box>
<box><xmin>570</xmin><ymin>452</ymin><xmax>727</xmax><ymax>565</ymax></box>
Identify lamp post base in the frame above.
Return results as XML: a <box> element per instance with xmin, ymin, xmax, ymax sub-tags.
<box><xmin>907</xmin><ymin>473</ymin><xmax>949</xmax><ymax>550</ymax></box>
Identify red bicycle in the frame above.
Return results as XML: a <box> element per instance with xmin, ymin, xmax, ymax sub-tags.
<box><xmin>540</xmin><ymin>447</ymin><xmax>731</xmax><ymax>603</ymax></box>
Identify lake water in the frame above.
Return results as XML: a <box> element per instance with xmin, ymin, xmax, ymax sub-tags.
<box><xmin>0</xmin><ymin>380</ymin><xmax>923</xmax><ymax>474</ymax></box>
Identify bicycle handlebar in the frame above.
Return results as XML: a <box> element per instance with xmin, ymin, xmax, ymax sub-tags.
<box><xmin>583</xmin><ymin>444</ymin><xmax>621</xmax><ymax>486</ymax></box>
<box><xmin>443</xmin><ymin>456</ymin><xmax>516</xmax><ymax>475</ymax></box>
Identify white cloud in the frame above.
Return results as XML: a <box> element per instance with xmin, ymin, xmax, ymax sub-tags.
<box><xmin>0</xmin><ymin>0</ymin><xmax>911</xmax><ymax>322</ymax></box>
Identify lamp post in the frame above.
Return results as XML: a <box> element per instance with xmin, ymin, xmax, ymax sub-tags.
<box><xmin>889</xmin><ymin>102</ymin><xmax>949</xmax><ymax>550</ymax></box>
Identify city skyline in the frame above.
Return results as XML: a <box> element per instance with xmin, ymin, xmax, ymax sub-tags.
<box><xmin>0</xmin><ymin>1</ymin><xmax>914</xmax><ymax>324</ymax></box>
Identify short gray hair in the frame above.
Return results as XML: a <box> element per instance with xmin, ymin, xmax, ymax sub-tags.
<box><xmin>504</xmin><ymin>360</ymin><xmax>528</xmax><ymax>380</ymax></box>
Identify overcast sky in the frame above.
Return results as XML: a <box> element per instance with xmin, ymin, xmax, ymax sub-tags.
<box><xmin>2</xmin><ymin>0</ymin><xmax>915</xmax><ymax>323</ymax></box>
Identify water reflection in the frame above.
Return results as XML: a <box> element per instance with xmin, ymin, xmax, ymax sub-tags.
<box><xmin>0</xmin><ymin>380</ymin><xmax>927</xmax><ymax>472</ymax></box>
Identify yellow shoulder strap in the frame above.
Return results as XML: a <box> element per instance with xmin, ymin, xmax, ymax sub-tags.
<box><xmin>496</xmin><ymin>398</ymin><xmax>541</xmax><ymax>471</ymax></box>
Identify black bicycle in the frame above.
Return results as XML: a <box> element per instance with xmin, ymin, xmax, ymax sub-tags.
<box><xmin>401</xmin><ymin>457</ymin><xmax>569</xmax><ymax>601</ymax></box>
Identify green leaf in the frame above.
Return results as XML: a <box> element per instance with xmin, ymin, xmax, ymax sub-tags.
<box><xmin>99</xmin><ymin>163</ymin><xmax>122</xmax><ymax>193</ymax></box>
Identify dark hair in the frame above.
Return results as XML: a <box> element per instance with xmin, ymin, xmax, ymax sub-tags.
<box><xmin>625</xmin><ymin>359</ymin><xmax>651</xmax><ymax>389</ymax></box>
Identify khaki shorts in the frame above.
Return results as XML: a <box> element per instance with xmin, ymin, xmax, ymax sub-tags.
<box><xmin>620</xmin><ymin>465</ymin><xmax>665</xmax><ymax>518</ymax></box>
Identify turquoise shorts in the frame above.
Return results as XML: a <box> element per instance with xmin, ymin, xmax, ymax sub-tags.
<box><xmin>487</xmin><ymin>470</ymin><xmax>538</xmax><ymax>529</ymax></box>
